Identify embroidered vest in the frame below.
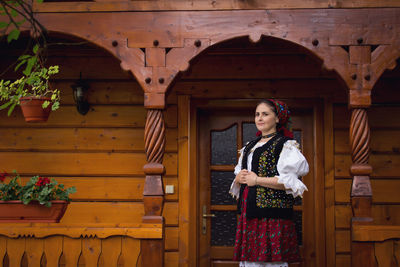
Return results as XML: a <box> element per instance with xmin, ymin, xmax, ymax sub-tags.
<box><xmin>237</xmin><ymin>134</ymin><xmax>294</xmax><ymax>219</ymax></box>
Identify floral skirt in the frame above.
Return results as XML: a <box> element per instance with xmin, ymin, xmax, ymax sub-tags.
<box><xmin>233</xmin><ymin>187</ymin><xmax>300</xmax><ymax>263</ymax></box>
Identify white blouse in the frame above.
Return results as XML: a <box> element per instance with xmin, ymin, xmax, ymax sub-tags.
<box><xmin>229</xmin><ymin>140</ymin><xmax>309</xmax><ymax>199</ymax></box>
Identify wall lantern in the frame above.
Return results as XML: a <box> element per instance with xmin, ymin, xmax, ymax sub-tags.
<box><xmin>71</xmin><ymin>73</ymin><xmax>90</xmax><ymax>115</ymax></box>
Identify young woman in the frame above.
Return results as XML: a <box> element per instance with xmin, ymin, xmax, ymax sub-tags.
<box><xmin>230</xmin><ymin>99</ymin><xmax>309</xmax><ymax>267</ymax></box>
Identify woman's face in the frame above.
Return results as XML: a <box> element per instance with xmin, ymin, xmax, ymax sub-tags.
<box><xmin>255</xmin><ymin>103</ymin><xmax>279</xmax><ymax>134</ymax></box>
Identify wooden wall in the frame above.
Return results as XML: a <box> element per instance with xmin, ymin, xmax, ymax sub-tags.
<box><xmin>1</xmin><ymin>35</ymin><xmax>399</xmax><ymax>266</ymax></box>
<box><xmin>0</xmin><ymin>37</ymin><xmax>179</xmax><ymax>266</ymax></box>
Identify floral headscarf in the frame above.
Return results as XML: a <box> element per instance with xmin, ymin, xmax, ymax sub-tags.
<box><xmin>256</xmin><ymin>99</ymin><xmax>293</xmax><ymax>138</ymax></box>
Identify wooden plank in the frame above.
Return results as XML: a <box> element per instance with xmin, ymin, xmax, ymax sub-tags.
<box><xmin>210</xmin><ymin>246</ymin><xmax>234</xmax><ymax>259</ymax></box>
<box><xmin>56</xmin><ymin>81</ymin><xmax>145</xmax><ymax>105</ymax></box>
<box><xmin>164</xmin><ymin>252</ymin><xmax>179</xmax><ymax>267</ymax></box>
<box><xmin>314</xmin><ymin>100</ymin><xmax>326</xmax><ymax>267</ymax></box>
<box><xmin>333</xmin><ymin>106</ymin><xmax>400</xmax><ymax>128</ymax></box>
<box><xmin>44</xmin><ymin>236</ymin><xmax>63</xmax><ymax>267</ymax></box>
<box><xmin>335</xmin><ymin>205</ymin><xmax>353</xmax><ymax>229</ymax></box>
<box><xmin>334</xmin><ymin>154</ymin><xmax>400</xmax><ymax>178</ymax></box>
<box><xmin>0</xmin><ymin>152</ymin><xmax>177</xmax><ymax>176</ymax></box>
<box><xmin>163</xmin><ymin>202</ymin><xmax>179</xmax><ymax>226</ymax></box>
<box><xmin>335</xmin><ymin>179</ymin><xmax>400</xmax><ymax>203</ymax></box>
<box><xmin>81</xmin><ymin>238</ymin><xmax>101</xmax><ymax>267</ymax></box>
<box><xmin>335</xmin><ymin>129</ymin><xmax>400</xmax><ymax>153</ymax></box>
<box><xmin>63</xmin><ymin>237</ymin><xmax>82</xmax><ymax>267</ymax></box>
<box><xmin>374</xmin><ymin>240</ymin><xmax>394</xmax><ymax>267</ymax></box>
<box><xmin>25</xmin><ymin>238</ymin><xmax>44</xmax><ymax>267</ymax></box>
<box><xmin>353</xmin><ymin>225</ymin><xmax>400</xmax><ymax>242</ymax></box>
<box><xmin>173</xmin><ymin>79</ymin><xmax>343</xmax><ymax>100</ymax></box>
<box><xmin>177</xmin><ymin>95</ymin><xmax>195</xmax><ymax>267</ymax></box>
<box><xmin>181</xmin><ymin>54</ymin><xmax>330</xmax><ymax>79</ymax></box>
<box><xmin>394</xmin><ymin>240</ymin><xmax>400</xmax><ymax>266</ymax></box>
<box><xmin>0</xmin><ymin>105</ymin><xmax>177</xmax><ymax>128</ymax></box>
<box><xmin>120</xmin><ymin>237</ymin><xmax>140</xmax><ymax>267</ymax></box>
<box><xmin>100</xmin><ymin>237</ymin><xmax>121</xmax><ymax>267</ymax></box>
<box><xmin>0</xmin><ymin>236</ymin><xmax>6</xmax><ymax>267</ymax></box>
<box><xmin>336</xmin><ymin>205</ymin><xmax>400</xmax><ymax>229</ymax></box>
<box><xmin>0</xmin><ymin>128</ymin><xmax>178</xmax><ymax>152</ymax></box>
<box><xmin>165</xmin><ymin>227</ymin><xmax>178</xmax><ymax>251</ymax></box>
<box><xmin>324</xmin><ymin>99</ymin><xmax>336</xmax><ymax>267</ymax></box>
<box><xmin>10</xmin><ymin>177</ymin><xmax>178</xmax><ymax>201</ymax></box>
<box><xmin>29</xmin><ymin>202</ymin><xmax>177</xmax><ymax>226</ymax></box>
<box><xmin>1</xmin><ymin>56</ymin><xmax>131</xmax><ymax>80</ymax></box>
<box><xmin>335</xmin><ymin>255</ymin><xmax>350</xmax><ymax>267</ymax></box>
<box><xmin>336</xmin><ymin>230</ymin><xmax>350</xmax><ymax>253</ymax></box>
<box><xmin>6</xmin><ymin>238</ymin><xmax>25</xmax><ymax>267</ymax></box>
<box><xmin>31</xmin><ymin>0</ymin><xmax>400</xmax><ymax>13</ymax></box>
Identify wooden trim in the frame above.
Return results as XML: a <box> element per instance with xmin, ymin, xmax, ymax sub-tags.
<box><xmin>352</xmin><ymin>225</ymin><xmax>400</xmax><ymax>242</ymax></box>
<box><xmin>0</xmin><ymin>224</ymin><xmax>162</xmax><ymax>239</ymax></box>
<box><xmin>33</xmin><ymin>1</ymin><xmax>400</xmax><ymax>13</ymax></box>
<box><xmin>210</xmin><ymin>165</ymin><xmax>235</xmax><ymax>171</ymax></box>
<box><xmin>324</xmin><ymin>97</ymin><xmax>336</xmax><ymax>267</ymax></box>
<box><xmin>178</xmin><ymin>95</ymin><xmax>196</xmax><ymax>267</ymax></box>
<box><xmin>190</xmin><ymin>98</ymin><xmax>200</xmax><ymax>267</ymax></box>
<box><xmin>314</xmin><ymin>100</ymin><xmax>327</xmax><ymax>267</ymax></box>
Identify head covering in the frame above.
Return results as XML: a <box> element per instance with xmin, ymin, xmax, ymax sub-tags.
<box><xmin>256</xmin><ymin>99</ymin><xmax>293</xmax><ymax>138</ymax></box>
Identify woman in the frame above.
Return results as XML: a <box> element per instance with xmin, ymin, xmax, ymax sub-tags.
<box><xmin>229</xmin><ymin>99</ymin><xmax>309</xmax><ymax>267</ymax></box>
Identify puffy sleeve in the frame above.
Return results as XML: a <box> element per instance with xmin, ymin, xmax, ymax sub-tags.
<box><xmin>229</xmin><ymin>146</ymin><xmax>245</xmax><ymax>199</ymax></box>
<box><xmin>276</xmin><ymin>140</ymin><xmax>309</xmax><ymax>198</ymax></box>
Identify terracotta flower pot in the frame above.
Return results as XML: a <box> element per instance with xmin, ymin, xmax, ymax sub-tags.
<box><xmin>19</xmin><ymin>96</ymin><xmax>52</xmax><ymax>123</ymax></box>
<box><xmin>0</xmin><ymin>200</ymin><xmax>69</xmax><ymax>223</ymax></box>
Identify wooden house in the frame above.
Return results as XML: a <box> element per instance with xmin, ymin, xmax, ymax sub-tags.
<box><xmin>0</xmin><ymin>1</ymin><xmax>400</xmax><ymax>266</ymax></box>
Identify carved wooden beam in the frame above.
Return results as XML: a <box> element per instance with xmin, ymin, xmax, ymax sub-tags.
<box><xmin>32</xmin><ymin>9</ymin><xmax>400</xmax><ymax>109</ymax></box>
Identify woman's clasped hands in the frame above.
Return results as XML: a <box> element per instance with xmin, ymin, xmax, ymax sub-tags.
<box><xmin>235</xmin><ymin>169</ymin><xmax>258</xmax><ymax>187</ymax></box>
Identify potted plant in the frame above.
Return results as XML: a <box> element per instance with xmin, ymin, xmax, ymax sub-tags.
<box><xmin>0</xmin><ymin>44</ymin><xmax>60</xmax><ymax>122</ymax></box>
<box><xmin>0</xmin><ymin>171</ymin><xmax>76</xmax><ymax>222</ymax></box>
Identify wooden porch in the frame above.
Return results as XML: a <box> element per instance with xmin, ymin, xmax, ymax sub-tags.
<box><xmin>0</xmin><ymin>1</ymin><xmax>400</xmax><ymax>266</ymax></box>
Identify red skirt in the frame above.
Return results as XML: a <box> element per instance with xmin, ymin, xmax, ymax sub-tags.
<box><xmin>233</xmin><ymin>186</ymin><xmax>300</xmax><ymax>263</ymax></box>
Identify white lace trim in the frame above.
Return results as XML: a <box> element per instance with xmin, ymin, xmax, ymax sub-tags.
<box><xmin>239</xmin><ymin>261</ymin><xmax>288</xmax><ymax>267</ymax></box>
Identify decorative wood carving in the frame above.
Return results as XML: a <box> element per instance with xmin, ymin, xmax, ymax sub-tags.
<box><xmin>350</xmin><ymin>109</ymin><xmax>371</xmax><ymax>166</ymax></box>
<box><xmin>28</xmin><ymin>9</ymin><xmax>400</xmax><ymax>108</ymax></box>
<box><xmin>142</xmin><ymin>108</ymin><xmax>166</xmax><ymax>265</ymax></box>
<box><xmin>144</xmin><ymin>109</ymin><xmax>165</xmax><ymax>164</ymax></box>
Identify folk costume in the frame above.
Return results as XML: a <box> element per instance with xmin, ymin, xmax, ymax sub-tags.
<box><xmin>229</xmin><ymin>100</ymin><xmax>309</xmax><ymax>267</ymax></box>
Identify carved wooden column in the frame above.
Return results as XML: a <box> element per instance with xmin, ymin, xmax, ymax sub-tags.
<box><xmin>348</xmin><ymin>46</ymin><xmax>375</xmax><ymax>267</ymax></box>
<box><xmin>142</xmin><ymin>108</ymin><xmax>166</xmax><ymax>266</ymax></box>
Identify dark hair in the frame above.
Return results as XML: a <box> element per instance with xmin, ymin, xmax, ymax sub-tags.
<box><xmin>256</xmin><ymin>100</ymin><xmax>277</xmax><ymax>116</ymax></box>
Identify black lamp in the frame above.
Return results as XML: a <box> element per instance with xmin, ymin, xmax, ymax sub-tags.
<box><xmin>71</xmin><ymin>73</ymin><xmax>90</xmax><ymax>115</ymax></box>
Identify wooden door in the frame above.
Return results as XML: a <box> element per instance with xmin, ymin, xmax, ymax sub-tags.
<box><xmin>197</xmin><ymin>106</ymin><xmax>316</xmax><ymax>267</ymax></box>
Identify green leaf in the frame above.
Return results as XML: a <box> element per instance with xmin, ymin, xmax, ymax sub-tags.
<box><xmin>42</xmin><ymin>100</ymin><xmax>50</xmax><ymax>108</ymax></box>
<box><xmin>36</xmin><ymin>0</ymin><xmax>44</xmax><ymax>3</ymax></box>
<box><xmin>51</xmin><ymin>101</ymin><xmax>59</xmax><ymax>111</ymax></box>
<box><xmin>33</xmin><ymin>44</ymin><xmax>39</xmax><ymax>54</ymax></box>
<box><xmin>0</xmin><ymin>101</ymin><xmax>12</xmax><ymax>110</ymax></box>
<box><xmin>10</xmin><ymin>8</ymin><xmax>18</xmax><ymax>18</ymax></box>
<box><xmin>18</xmin><ymin>54</ymin><xmax>31</xmax><ymax>61</ymax></box>
<box><xmin>15</xmin><ymin>19</ymin><xmax>25</xmax><ymax>26</ymax></box>
<box><xmin>0</xmin><ymin>21</ymin><xmax>9</xmax><ymax>29</ymax></box>
<box><xmin>23</xmin><ymin>57</ymin><xmax>37</xmax><ymax>76</ymax></box>
<box><xmin>7</xmin><ymin>102</ymin><xmax>16</xmax><ymax>116</ymax></box>
<box><xmin>7</xmin><ymin>29</ymin><xmax>20</xmax><ymax>43</ymax></box>
<box><xmin>14</xmin><ymin>59</ymin><xmax>26</xmax><ymax>71</ymax></box>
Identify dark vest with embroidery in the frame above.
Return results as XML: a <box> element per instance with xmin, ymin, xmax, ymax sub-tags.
<box><xmin>237</xmin><ymin>134</ymin><xmax>295</xmax><ymax>219</ymax></box>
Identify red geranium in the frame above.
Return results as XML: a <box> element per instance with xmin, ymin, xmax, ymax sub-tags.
<box><xmin>35</xmin><ymin>177</ymin><xmax>51</xmax><ymax>187</ymax></box>
<box><xmin>0</xmin><ymin>172</ymin><xmax>8</xmax><ymax>182</ymax></box>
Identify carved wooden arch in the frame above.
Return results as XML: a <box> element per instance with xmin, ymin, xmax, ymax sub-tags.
<box><xmin>31</xmin><ymin>9</ymin><xmax>400</xmax><ymax>109</ymax></box>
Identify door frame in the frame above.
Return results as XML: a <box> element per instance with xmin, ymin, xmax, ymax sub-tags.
<box><xmin>177</xmin><ymin>97</ymin><xmax>326</xmax><ymax>267</ymax></box>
